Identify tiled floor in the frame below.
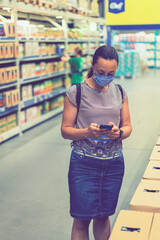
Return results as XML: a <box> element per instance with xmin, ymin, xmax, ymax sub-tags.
<box><xmin>0</xmin><ymin>70</ymin><xmax>160</xmax><ymax>240</ymax></box>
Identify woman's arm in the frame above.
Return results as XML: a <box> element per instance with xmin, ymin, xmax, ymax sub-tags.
<box><xmin>61</xmin><ymin>96</ymin><xmax>106</xmax><ymax>140</ymax></box>
<box><xmin>118</xmin><ymin>96</ymin><xmax>132</xmax><ymax>139</ymax></box>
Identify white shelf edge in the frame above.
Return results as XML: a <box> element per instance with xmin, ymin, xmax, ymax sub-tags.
<box><xmin>21</xmin><ymin>106</ymin><xmax>63</xmax><ymax>131</ymax></box>
<box><xmin>0</xmin><ymin>126</ymin><xmax>20</xmax><ymax>143</ymax></box>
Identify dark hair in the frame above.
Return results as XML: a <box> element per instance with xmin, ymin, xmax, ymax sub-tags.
<box><xmin>87</xmin><ymin>45</ymin><xmax>119</xmax><ymax>78</ymax></box>
<box><xmin>75</xmin><ymin>47</ymin><xmax>83</xmax><ymax>57</ymax></box>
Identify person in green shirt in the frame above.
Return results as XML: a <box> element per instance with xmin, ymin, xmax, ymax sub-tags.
<box><xmin>61</xmin><ymin>47</ymin><xmax>83</xmax><ymax>85</ymax></box>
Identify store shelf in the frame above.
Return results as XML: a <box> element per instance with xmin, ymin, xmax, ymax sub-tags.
<box><xmin>16</xmin><ymin>2</ymin><xmax>105</xmax><ymax>24</ymax></box>
<box><xmin>0</xmin><ymin>126</ymin><xmax>20</xmax><ymax>143</ymax></box>
<box><xmin>19</xmin><ymin>54</ymin><xmax>60</xmax><ymax>62</ymax></box>
<box><xmin>0</xmin><ymin>59</ymin><xmax>17</xmax><ymax>64</ymax></box>
<box><xmin>0</xmin><ymin>81</ymin><xmax>18</xmax><ymax>90</ymax></box>
<box><xmin>20</xmin><ymin>71</ymin><xmax>66</xmax><ymax>84</ymax></box>
<box><xmin>0</xmin><ymin>37</ymin><xmax>15</xmax><ymax>42</ymax></box>
<box><xmin>0</xmin><ymin>1</ymin><xmax>106</xmax><ymax>142</ymax></box>
<box><xmin>0</xmin><ymin>106</ymin><xmax>18</xmax><ymax>117</ymax></box>
<box><xmin>18</xmin><ymin>37</ymin><xmax>66</xmax><ymax>43</ymax></box>
<box><xmin>21</xmin><ymin>87</ymin><xmax>66</xmax><ymax>109</ymax></box>
<box><xmin>21</xmin><ymin>106</ymin><xmax>64</xmax><ymax>132</ymax></box>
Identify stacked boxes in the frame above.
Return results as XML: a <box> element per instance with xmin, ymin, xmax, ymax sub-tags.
<box><xmin>116</xmin><ymin>52</ymin><xmax>125</xmax><ymax>77</ymax></box>
<box><xmin>0</xmin><ymin>114</ymin><xmax>17</xmax><ymax>134</ymax></box>
<box><xmin>0</xmin><ymin>66</ymin><xmax>18</xmax><ymax>85</ymax></box>
<box><xmin>116</xmin><ymin>50</ymin><xmax>141</xmax><ymax>78</ymax></box>
<box><xmin>3</xmin><ymin>22</ymin><xmax>16</xmax><ymax>37</ymax></box>
<box><xmin>2</xmin><ymin>90</ymin><xmax>20</xmax><ymax>108</ymax></box>
<box><xmin>110</xmin><ymin>132</ymin><xmax>160</xmax><ymax>239</ymax></box>
<box><xmin>0</xmin><ymin>43</ymin><xmax>19</xmax><ymax>59</ymax></box>
<box><xmin>109</xmin><ymin>210</ymin><xmax>160</xmax><ymax>240</ymax></box>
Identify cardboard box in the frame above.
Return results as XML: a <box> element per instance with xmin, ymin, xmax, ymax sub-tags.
<box><xmin>14</xmin><ymin>43</ymin><xmax>19</xmax><ymax>58</ymax></box>
<box><xmin>10</xmin><ymin>67</ymin><xmax>15</xmax><ymax>82</ymax></box>
<box><xmin>6</xmin><ymin>114</ymin><xmax>17</xmax><ymax>131</ymax></box>
<box><xmin>4</xmin><ymin>22</ymin><xmax>12</xmax><ymax>37</ymax></box>
<box><xmin>156</xmin><ymin>136</ymin><xmax>160</xmax><ymax>146</ymax></box>
<box><xmin>109</xmin><ymin>210</ymin><xmax>153</xmax><ymax>240</ymax></box>
<box><xmin>130</xmin><ymin>179</ymin><xmax>160</xmax><ymax>213</ymax></box>
<box><xmin>0</xmin><ymin>68</ymin><xmax>6</xmax><ymax>85</ymax></box>
<box><xmin>4</xmin><ymin>43</ymin><xmax>10</xmax><ymax>59</ymax></box>
<box><xmin>14</xmin><ymin>66</ymin><xmax>18</xmax><ymax>80</ymax></box>
<box><xmin>149</xmin><ymin>213</ymin><xmax>160</xmax><ymax>240</ymax></box>
<box><xmin>0</xmin><ymin>43</ymin><xmax>4</xmax><ymax>59</ymax></box>
<box><xmin>11</xmin><ymin>23</ymin><xmax>16</xmax><ymax>37</ymax></box>
<box><xmin>11</xmin><ymin>89</ymin><xmax>20</xmax><ymax>106</ymax></box>
<box><xmin>3</xmin><ymin>91</ymin><xmax>12</xmax><ymax>108</ymax></box>
<box><xmin>0</xmin><ymin>117</ymin><xmax>7</xmax><ymax>134</ymax></box>
<box><xmin>143</xmin><ymin>161</ymin><xmax>160</xmax><ymax>180</ymax></box>
<box><xmin>8</xmin><ymin>43</ymin><xmax>14</xmax><ymax>58</ymax></box>
<box><xmin>5</xmin><ymin>68</ymin><xmax>11</xmax><ymax>83</ymax></box>
<box><xmin>150</xmin><ymin>146</ymin><xmax>160</xmax><ymax>161</ymax></box>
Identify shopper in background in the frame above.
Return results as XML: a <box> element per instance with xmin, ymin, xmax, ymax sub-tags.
<box><xmin>61</xmin><ymin>47</ymin><xmax>83</xmax><ymax>85</ymax></box>
<box><xmin>61</xmin><ymin>45</ymin><xmax>132</xmax><ymax>240</ymax></box>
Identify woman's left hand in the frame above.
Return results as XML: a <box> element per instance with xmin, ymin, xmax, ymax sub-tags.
<box><xmin>103</xmin><ymin>122</ymin><xmax>120</xmax><ymax>140</ymax></box>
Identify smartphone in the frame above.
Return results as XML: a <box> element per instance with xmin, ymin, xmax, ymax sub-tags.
<box><xmin>99</xmin><ymin>124</ymin><xmax>113</xmax><ymax>130</ymax></box>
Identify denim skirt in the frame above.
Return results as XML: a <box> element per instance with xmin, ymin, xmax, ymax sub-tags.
<box><xmin>68</xmin><ymin>151</ymin><xmax>125</xmax><ymax>220</ymax></box>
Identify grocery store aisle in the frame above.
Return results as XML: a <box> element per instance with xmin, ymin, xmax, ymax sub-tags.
<box><xmin>0</xmin><ymin>69</ymin><xmax>160</xmax><ymax>240</ymax></box>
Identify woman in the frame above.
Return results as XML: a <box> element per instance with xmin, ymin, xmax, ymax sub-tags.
<box><xmin>61</xmin><ymin>45</ymin><xmax>132</xmax><ymax>240</ymax></box>
<box><xmin>61</xmin><ymin>47</ymin><xmax>83</xmax><ymax>85</ymax></box>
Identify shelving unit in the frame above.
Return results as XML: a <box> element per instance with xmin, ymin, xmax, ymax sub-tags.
<box><xmin>0</xmin><ymin>0</ymin><xmax>106</xmax><ymax>143</ymax></box>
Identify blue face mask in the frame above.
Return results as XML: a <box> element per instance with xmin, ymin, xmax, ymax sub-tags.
<box><xmin>93</xmin><ymin>74</ymin><xmax>115</xmax><ymax>87</ymax></box>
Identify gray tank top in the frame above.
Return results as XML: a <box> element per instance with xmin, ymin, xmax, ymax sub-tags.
<box><xmin>66</xmin><ymin>81</ymin><xmax>127</xmax><ymax>159</ymax></box>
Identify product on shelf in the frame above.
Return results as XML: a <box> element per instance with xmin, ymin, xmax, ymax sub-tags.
<box><xmin>0</xmin><ymin>117</ymin><xmax>7</xmax><ymax>134</ymax></box>
<box><xmin>21</xmin><ymin>61</ymin><xmax>65</xmax><ymax>80</ymax></box>
<box><xmin>116</xmin><ymin>50</ymin><xmax>141</xmax><ymax>78</ymax></box>
<box><xmin>17</xmin><ymin>20</ymin><xmax>64</xmax><ymax>38</ymax></box>
<box><xmin>3</xmin><ymin>90</ymin><xmax>20</xmax><ymax>108</ymax></box>
<box><xmin>0</xmin><ymin>113</ymin><xmax>17</xmax><ymax>135</ymax></box>
<box><xmin>0</xmin><ymin>42</ymin><xmax>19</xmax><ymax>59</ymax></box>
<box><xmin>0</xmin><ymin>66</ymin><xmax>18</xmax><ymax>85</ymax></box>
<box><xmin>50</xmin><ymin>95</ymin><xmax>64</xmax><ymax>110</ymax></box>
<box><xmin>0</xmin><ymin>22</ymin><xmax>16</xmax><ymax>37</ymax></box>
<box><xmin>6</xmin><ymin>114</ymin><xmax>17</xmax><ymax>131</ymax></box>
<box><xmin>90</xmin><ymin>0</ymin><xmax>99</xmax><ymax>16</ymax></box>
<box><xmin>21</xmin><ymin>85</ymin><xmax>33</xmax><ymax>101</ymax></box>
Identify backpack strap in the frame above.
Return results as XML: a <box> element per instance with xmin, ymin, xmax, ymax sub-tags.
<box><xmin>75</xmin><ymin>83</ymin><xmax>81</xmax><ymax>124</ymax></box>
<box><xmin>117</xmin><ymin>84</ymin><xmax>123</xmax><ymax>102</ymax></box>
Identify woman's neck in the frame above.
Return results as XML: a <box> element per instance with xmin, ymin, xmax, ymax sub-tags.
<box><xmin>86</xmin><ymin>77</ymin><xmax>109</xmax><ymax>92</ymax></box>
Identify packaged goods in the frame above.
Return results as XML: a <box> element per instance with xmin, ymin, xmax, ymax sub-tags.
<box><xmin>0</xmin><ymin>93</ymin><xmax>3</xmax><ymax>107</ymax></box>
<box><xmin>8</xmin><ymin>43</ymin><xmax>14</xmax><ymax>58</ymax></box>
<box><xmin>0</xmin><ymin>43</ymin><xmax>4</xmax><ymax>58</ymax></box>
<box><xmin>5</xmin><ymin>68</ymin><xmax>11</xmax><ymax>83</ymax></box>
<box><xmin>4</xmin><ymin>43</ymin><xmax>10</xmax><ymax>58</ymax></box>
<box><xmin>6</xmin><ymin>114</ymin><xmax>17</xmax><ymax>131</ymax></box>
<box><xmin>20</xmin><ymin>110</ymin><xmax>26</xmax><ymax>125</ymax></box>
<box><xmin>21</xmin><ymin>86</ymin><xmax>28</xmax><ymax>101</ymax></box>
<box><xmin>0</xmin><ymin>117</ymin><xmax>7</xmax><ymax>134</ymax></box>
<box><xmin>0</xmin><ymin>68</ymin><xmax>6</xmax><ymax>85</ymax></box>
<box><xmin>0</xmin><ymin>23</ymin><xmax>5</xmax><ymax>36</ymax></box>
<box><xmin>11</xmin><ymin>89</ymin><xmax>20</xmax><ymax>106</ymax></box>
<box><xmin>3</xmin><ymin>91</ymin><xmax>12</xmax><ymax>108</ymax></box>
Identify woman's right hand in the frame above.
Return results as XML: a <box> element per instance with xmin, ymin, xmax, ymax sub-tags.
<box><xmin>87</xmin><ymin>123</ymin><xmax>105</xmax><ymax>139</ymax></box>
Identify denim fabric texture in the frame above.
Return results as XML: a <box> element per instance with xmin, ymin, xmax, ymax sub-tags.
<box><xmin>68</xmin><ymin>151</ymin><xmax>125</xmax><ymax>220</ymax></box>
